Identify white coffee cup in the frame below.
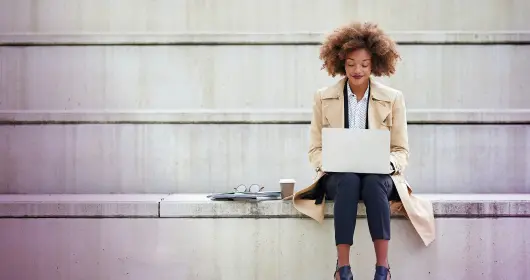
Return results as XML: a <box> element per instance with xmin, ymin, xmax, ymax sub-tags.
<box><xmin>279</xmin><ymin>179</ymin><xmax>296</xmax><ymax>198</ymax></box>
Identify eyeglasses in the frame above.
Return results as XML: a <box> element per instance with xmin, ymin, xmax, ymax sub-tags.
<box><xmin>234</xmin><ymin>184</ymin><xmax>264</xmax><ymax>193</ymax></box>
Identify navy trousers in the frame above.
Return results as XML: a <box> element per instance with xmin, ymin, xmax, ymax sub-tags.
<box><xmin>321</xmin><ymin>172</ymin><xmax>396</xmax><ymax>245</ymax></box>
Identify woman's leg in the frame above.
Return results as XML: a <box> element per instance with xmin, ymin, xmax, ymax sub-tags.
<box><xmin>360</xmin><ymin>174</ymin><xmax>393</xmax><ymax>272</ymax></box>
<box><xmin>323</xmin><ymin>172</ymin><xmax>362</xmax><ymax>267</ymax></box>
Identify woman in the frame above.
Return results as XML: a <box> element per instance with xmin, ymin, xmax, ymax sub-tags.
<box><xmin>291</xmin><ymin>22</ymin><xmax>436</xmax><ymax>280</ymax></box>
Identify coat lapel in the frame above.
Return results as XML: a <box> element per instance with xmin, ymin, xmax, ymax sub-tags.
<box><xmin>368</xmin><ymin>80</ymin><xmax>393</xmax><ymax>130</ymax></box>
<box><xmin>321</xmin><ymin>78</ymin><xmax>345</xmax><ymax>128</ymax></box>
<box><xmin>321</xmin><ymin>78</ymin><xmax>393</xmax><ymax>130</ymax></box>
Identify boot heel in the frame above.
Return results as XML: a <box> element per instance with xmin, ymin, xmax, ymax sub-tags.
<box><xmin>374</xmin><ymin>265</ymin><xmax>391</xmax><ymax>280</ymax></box>
<box><xmin>333</xmin><ymin>260</ymin><xmax>354</xmax><ymax>280</ymax></box>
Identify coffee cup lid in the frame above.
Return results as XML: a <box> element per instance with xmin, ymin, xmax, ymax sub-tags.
<box><xmin>279</xmin><ymin>179</ymin><xmax>296</xmax><ymax>183</ymax></box>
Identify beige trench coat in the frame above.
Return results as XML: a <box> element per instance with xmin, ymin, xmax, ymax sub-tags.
<box><xmin>291</xmin><ymin>77</ymin><xmax>436</xmax><ymax>246</ymax></box>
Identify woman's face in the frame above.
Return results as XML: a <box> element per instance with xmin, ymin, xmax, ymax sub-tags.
<box><xmin>344</xmin><ymin>48</ymin><xmax>372</xmax><ymax>87</ymax></box>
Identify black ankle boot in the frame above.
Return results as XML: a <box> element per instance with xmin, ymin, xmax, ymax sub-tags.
<box><xmin>333</xmin><ymin>260</ymin><xmax>354</xmax><ymax>280</ymax></box>
<box><xmin>374</xmin><ymin>265</ymin><xmax>391</xmax><ymax>280</ymax></box>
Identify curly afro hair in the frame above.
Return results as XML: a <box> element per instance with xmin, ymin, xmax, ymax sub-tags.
<box><xmin>319</xmin><ymin>21</ymin><xmax>401</xmax><ymax>77</ymax></box>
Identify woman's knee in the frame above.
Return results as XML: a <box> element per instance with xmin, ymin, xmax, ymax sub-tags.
<box><xmin>337</xmin><ymin>172</ymin><xmax>361</xmax><ymax>188</ymax></box>
<box><xmin>332</xmin><ymin>173</ymin><xmax>361</xmax><ymax>198</ymax></box>
<box><xmin>361</xmin><ymin>174</ymin><xmax>392</xmax><ymax>199</ymax></box>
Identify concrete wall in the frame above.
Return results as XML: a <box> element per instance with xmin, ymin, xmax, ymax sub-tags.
<box><xmin>1</xmin><ymin>45</ymin><xmax>529</xmax><ymax>111</ymax></box>
<box><xmin>0</xmin><ymin>193</ymin><xmax>527</xmax><ymax>279</ymax></box>
<box><xmin>0</xmin><ymin>0</ymin><xmax>528</xmax><ymax>32</ymax></box>
<box><xmin>1</xmin><ymin>2</ymin><xmax>528</xmax><ymax>279</ymax></box>
<box><xmin>1</xmin><ymin>124</ymin><xmax>528</xmax><ymax>194</ymax></box>
<box><xmin>0</xmin><ymin>0</ymin><xmax>528</xmax><ymax>194</ymax></box>
<box><xmin>0</xmin><ymin>218</ymin><xmax>529</xmax><ymax>280</ymax></box>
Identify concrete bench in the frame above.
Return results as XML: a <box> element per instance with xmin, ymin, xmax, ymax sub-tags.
<box><xmin>0</xmin><ymin>193</ymin><xmax>529</xmax><ymax>279</ymax></box>
<box><xmin>159</xmin><ymin>193</ymin><xmax>530</xmax><ymax>218</ymax></box>
<box><xmin>0</xmin><ymin>194</ymin><xmax>166</xmax><ymax>217</ymax></box>
<box><xmin>1</xmin><ymin>193</ymin><xmax>528</xmax><ymax>218</ymax></box>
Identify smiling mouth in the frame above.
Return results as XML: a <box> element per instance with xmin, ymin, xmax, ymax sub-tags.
<box><xmin>352</xmin><ymin>75</ymin><xmax>363</xmax><ymax>79</ymax></box>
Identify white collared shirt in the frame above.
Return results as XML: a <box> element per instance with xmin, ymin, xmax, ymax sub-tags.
<box><xmin>347</xmin><ymin>82</ymin><xmax>369</xmax><ymax>129</ymax></box>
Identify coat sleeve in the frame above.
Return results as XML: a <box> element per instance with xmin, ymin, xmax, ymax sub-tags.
<box><xmin>390</xmin><ymin>91</ymin><xmax>410</xmax><ymax>174</ymax></box>
<box><xmin>308</xmin><ymin>91</ymin><xmax>323</xmax><ymax>172</ymax></box>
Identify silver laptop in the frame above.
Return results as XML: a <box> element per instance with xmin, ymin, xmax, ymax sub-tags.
<box><xmin>321</xmin><ymin>128</ymin><xmax>390</xmax><ymax>174</ymax></box>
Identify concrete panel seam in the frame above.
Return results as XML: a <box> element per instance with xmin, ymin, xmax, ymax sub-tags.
<box><xmin>1</xmin><ymin>32</ymin><xmax>530</xmax><ymax>45</ymax></box>
<box><xmin>1</xmin><ymin>109</ymin><xmax>529</xmax><ymax>125</ymax></box>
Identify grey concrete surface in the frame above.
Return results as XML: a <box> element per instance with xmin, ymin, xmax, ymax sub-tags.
<box><xmin>2</xmin><ymin>193</ymin><xmax>528</xmax><ymax>218</ymax></box>
<box><xmin>0</xmin><ymin>194</ymin><xmax>166</xmax><ymax>217</ymax></box>
<box><xmin>160</xmin><ymin>194</ymin><xmax>530</xmax><ymax>218</ymax></box>
<box><xmin>2</xmin><ymin>109</ymin><xmax>530</xmax><ymax>124</ymax></box>
<box><xmin>0</xmin><ymin>0</ymin><xmax>527</xmax><ymax>33</ymax></box>
<box><xmin>0</xmin><ymin>217</ymin><xmax>528</xmax><ymax>280</ymax></box>
<box><xmin>1</xmin><ymin>124</ymin><xmax>528</xmax><ymax>194</ymax></box>
<box><xmin>1</xmin><ymin>45</ymin><xmax>529</xmax><ymax>111</ymax></box>
<box><xmin>2</xmin><ymin>31</ymin><xmax>530</xmax><ymax>45</ymax></box>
